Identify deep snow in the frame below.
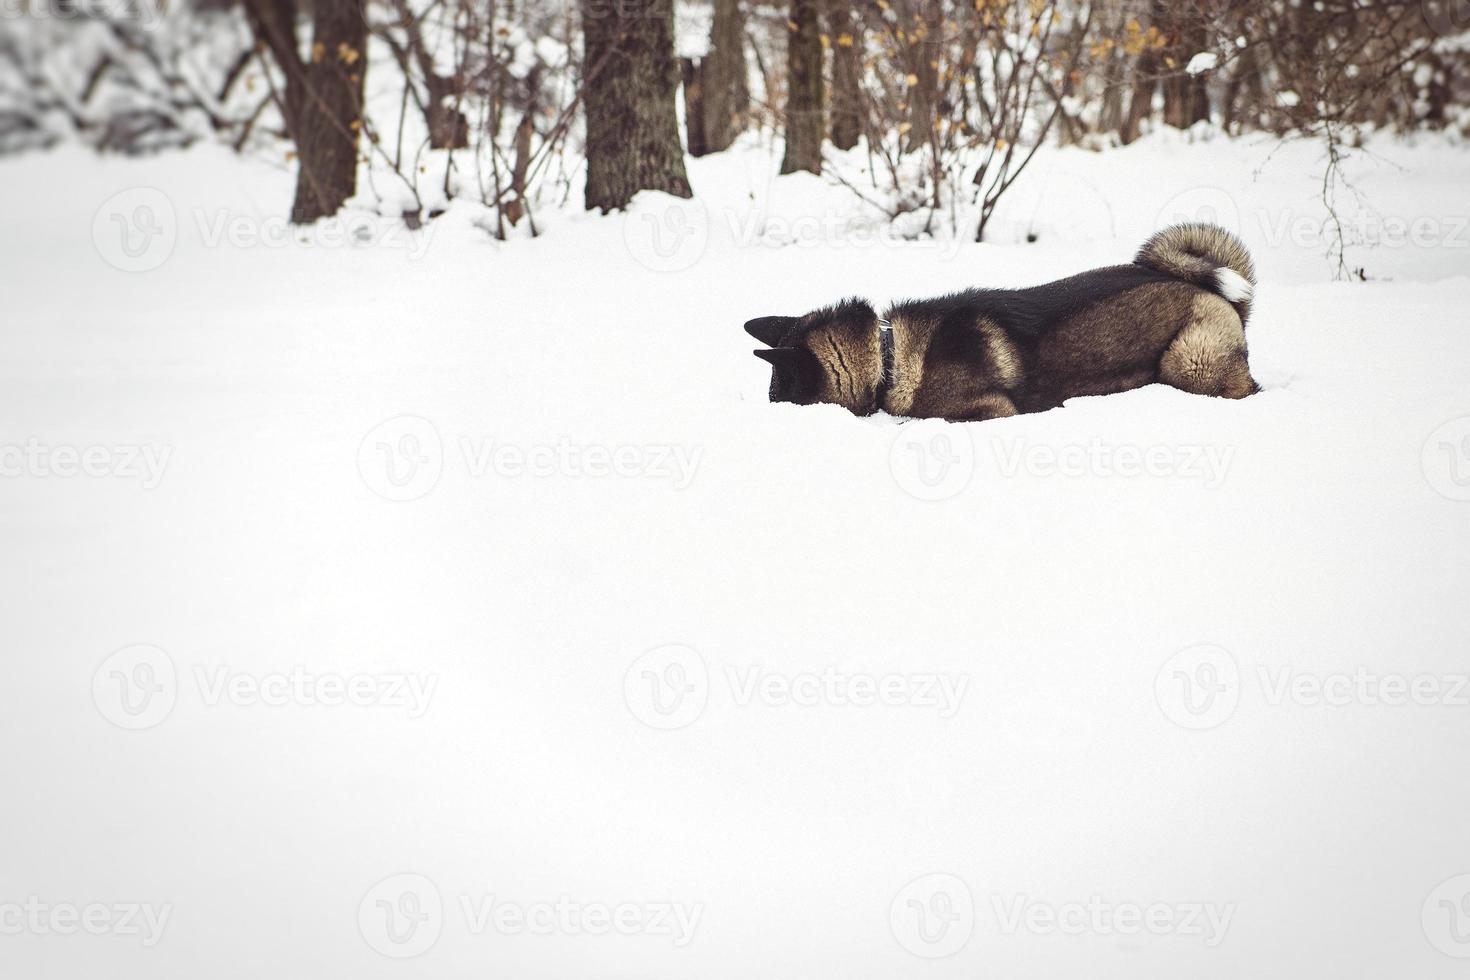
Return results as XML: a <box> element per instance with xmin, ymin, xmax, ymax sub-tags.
<box><xmin>2</xmin><ymin>131</ymin><xmax>1470</xmax><ymax>979</ymax></box>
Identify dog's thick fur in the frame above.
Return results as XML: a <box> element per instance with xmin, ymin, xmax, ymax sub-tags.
<box><xmin>746</xmin><ymin>223</ymin><xmax>1260</xmax><ymax>421</ymax></box>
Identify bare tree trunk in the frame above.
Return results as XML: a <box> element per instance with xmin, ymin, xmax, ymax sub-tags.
<box><xmin>504</xmin><ymin>106</ymin><xmax>534</xmax><ymax>227</ymax></box>
<box><xmin>1182</xmin><ymin>16</ymin><xmax>1211</xmax><ymax>126</ymax></box>
<box><xmin>387</xmin><ymin>0</ymin><xmax>468</xmax><ymax>150</ymax></box>
<box><xmin>241</xmin><ymin>0</ymin><xmax>305</xmax><ymax>134</ymax></box>
<box><xmin>504</xmin><ymin>69</ymin><xmax>540</xmax><ymax>227</ymax></box>
<box><xmin>1099</xmin><ymin>53</ymin><xmax>1125</xmax><ymax>138</ymax></box>
<box><xmin>1157</xmin><ymin>2</ymin><xmax>1209</xmax><ymax>129</ymax></box>
<box><xmin>827</xmin><ymin>0</ymin><xmax>862</xmax><ymax>150</ymax></box>
<box><xmin>1421</xmin><ymin>52</ymin><xmax>1449</xmax><ymax>127</ymax></box>
<box><xmin>902</xmin><ymin>0</ymin><xmax>940</xmax><ymax>154</ymax></box>
<box><xmin>780</xmin><ymin>0</ymin><xmax>823</xmax><ymax>174</ymax></box>
<box><xmin>681</xmin><ymin>56</ymin><xmax>709</xmax><ymax>156</ymax></box>
<box><xmin>581</xmin><ymin>0</ymin><xmax>692</xmax><ymax>211</ymax></box>
<box><xmin>702</xmin><ymin>0</ymin><xmax>748</xmax><ymax>153</ymax></box>
<box><xmin>425</xmin><ymin>79</ymin><xmax>469</xmax><ymax>150</ymax></box>
<box><xmin>289</xmin><ymin>0</ymin><xmax>366</xmax><ymax>223</ymax></box>
<box><xmin>1121</xmin><ymin>48</ymin><xmax>1158</xmax><ymax>145</ymax></box>
<box><xmin>1223</xmin><ymin>42</ymin><xmax>1261</xmax><ymax>134</ymax></box>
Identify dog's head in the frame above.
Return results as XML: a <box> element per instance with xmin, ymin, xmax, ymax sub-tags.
<box><xmin>745</xmin><ymin>299</ymin><xmax>881</xmax><ymax>415</ymax></box>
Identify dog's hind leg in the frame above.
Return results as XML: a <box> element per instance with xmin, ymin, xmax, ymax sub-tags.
<box><xmin>1158</xmin><ymin>293</ymin><xmax>1260</xmax><ymax>399</ymax></box>
<box><xmin>947</xmin><ymin>391</ymin><xmax>1019</xmax><ymax>423</ymax></box>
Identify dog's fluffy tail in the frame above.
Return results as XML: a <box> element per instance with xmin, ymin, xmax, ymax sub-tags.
<box><xmin>1136</xmin><ymin>222</ymin><xmax>1255</xmax><ymax>322</ymax></box>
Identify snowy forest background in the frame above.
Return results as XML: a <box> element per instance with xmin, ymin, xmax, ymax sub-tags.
<box><xmin>3</xmin><ymin>0</ymin><xmax>1467</xmax><ymax>247</ymax></box>
<box><xmin>4</xmin><ymin>5</ymin><xmax>1470</xmax><ymax>980</ymax></box>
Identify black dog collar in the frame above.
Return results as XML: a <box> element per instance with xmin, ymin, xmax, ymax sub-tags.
<box><xmin>876</xmin><ymin>318</ymin><xmax>895</xmax><ymax>413</ymax></box>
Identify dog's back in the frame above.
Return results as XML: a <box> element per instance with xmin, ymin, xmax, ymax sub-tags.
<box><xmin>882</xmin><ymin>225</ymin><xmax>1260</xmax><ymax>418</ymax></box>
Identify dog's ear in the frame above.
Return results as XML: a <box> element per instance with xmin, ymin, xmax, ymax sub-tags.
<box><xmin>753</xmin><ymin>346</ymin><xmax>822</xmax><ymax>400</ymax></box>
<box><xmin>753</xmin><ymin>347</ymin><xmax>817</xmax><ymax>372</ymax></box>
<box><xmin>744</xmin><ymin>316</ymin><xmax>798</xmax><ymax>347</ymax></box>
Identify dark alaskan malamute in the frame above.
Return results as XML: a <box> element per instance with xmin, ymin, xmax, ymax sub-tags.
<box><xmin>746</xmin><ymin>223</ymin><xmax>1260</xmax><ymax>421</ymax></box>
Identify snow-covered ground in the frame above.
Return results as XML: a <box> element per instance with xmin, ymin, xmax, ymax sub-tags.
<box><xmin>2</xmin><ymin>132</ymin><xmax>1469</xmax><ymax>979</ymax></box>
